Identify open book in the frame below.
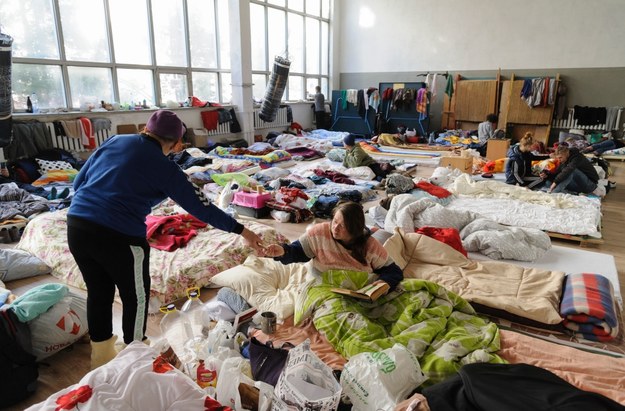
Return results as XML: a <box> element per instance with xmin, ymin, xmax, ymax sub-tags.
<box><xmin>330</xmin><ymin>282</ymin><xmax>390</xmax><ymax>302</ymax></box>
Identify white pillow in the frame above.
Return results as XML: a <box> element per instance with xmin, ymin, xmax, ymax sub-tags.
<box><xmin>209</xmin><ymin>255</ymin><xmax>311</xmax><ymax>322</ymax></box>
<box><xmin>0</xmin><ymin>248</ymin><xmax>51</xmax><ymax>282</ymax></box>
<box><xmin>35</xmin><ymin>159</ymin><xmax>75</xmax><ymax>174</ymax></box>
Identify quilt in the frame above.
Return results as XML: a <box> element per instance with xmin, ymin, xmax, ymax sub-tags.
<box><xmin>297</xmin><ymin>269</ymin><xmax>505</xmax><ymax>385</ymax></box>
<box><xmin>16</xmin><ymin>207</ymin><xmax>287</xmax><ymax>307</ymax></box>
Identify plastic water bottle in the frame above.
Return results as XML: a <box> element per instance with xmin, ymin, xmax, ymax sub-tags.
<box><xmin>181</xmin><ymin>287</ymin><xmax>203</xmax><ymax>339</ymax></box>
<box><xmin>159</xmin><ymin>303</ymin><xmax>193</xmax><ymax>355</ymax></box>
<box><xmin>30</xmin><ymin>93</ymin><xmax>39</xmax><ymax>113</ymax></box>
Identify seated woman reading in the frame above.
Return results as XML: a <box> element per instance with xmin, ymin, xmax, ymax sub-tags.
<box><xmin>263</xmin><ymin>201</ymin><xmax>403</xmax><ymax>292</ymax></box>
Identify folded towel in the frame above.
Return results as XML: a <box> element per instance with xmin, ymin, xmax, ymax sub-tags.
<box><xmin>560</xmin><ymin>273</ymin><xmax>619</xmax><ymax>341</ymax></box>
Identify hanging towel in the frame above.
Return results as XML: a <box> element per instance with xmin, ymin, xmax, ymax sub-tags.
<box><xmin>60</xmin><ymin>119</ymin><xmax>83</xmax><ymax>139</ymax></box>
<box><xmin>560</xmin><ymin>273</ymin><xmax>619</xmax><ymax>342</ymax></box>
<box><xmin>430</xmin><ymin>74</ymin><xmax>439</xmax><ymax>103</ymax></box>
<box><xmin>201</xmin><ymin>110</ymin><xmax>220</xmax><ymax>131</ymax></box>
<box><xmin>79</xmin><ymin>117</ymin><xmax>96</xmax><ymax>149</ymax></box>
<box><xmin>444</xmin><ymin>75</ymin><xmax>454</xmax><ymax>99</ymax></box>
<box><xmin>416</xmin><ymin>88</ymin><xmax>427</xmax><ymax>115</ymax></box>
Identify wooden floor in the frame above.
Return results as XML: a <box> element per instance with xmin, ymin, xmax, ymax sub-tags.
<box><xmin>5</xmin><ymin>161</ymin><xmax>625</xmax><ymax>410</ymax></box>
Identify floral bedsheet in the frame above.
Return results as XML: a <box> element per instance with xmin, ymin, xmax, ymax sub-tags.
<box><xmin>17</xmin><ymin>208</ymin><xmax>287</xmax><ymax>306</ymax></box>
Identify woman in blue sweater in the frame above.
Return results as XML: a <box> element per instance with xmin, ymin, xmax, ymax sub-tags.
<box><xmin>67</xmin><ymin>110</ymin><xmax>264</xmax><ymax>369</ymax></box>
<box><xmin>505</xmin><ymin>132</ymin><xmax>550</xmax><ymax>189</ymax></box>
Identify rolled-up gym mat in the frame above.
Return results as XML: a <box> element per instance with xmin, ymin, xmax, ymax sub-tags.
<box><xmin>259</xmin><ymin>56</ymin><xmax>290</xmax><ymax>123</ymax></box>
<box><xmin>0</xmin><ymin>33</ymin><xmax>13</xmax><ymax>148</ymax></box>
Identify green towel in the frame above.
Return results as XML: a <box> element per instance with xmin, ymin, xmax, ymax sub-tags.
<box><xmin>9</xmin><ymin>283</ymin><xmax>69</xmax><ymax>322</ymax></box>
<box><xmin>445</xmin><ymin>75</ymin><xmax>454</xmax><ymax>98</ymax></box>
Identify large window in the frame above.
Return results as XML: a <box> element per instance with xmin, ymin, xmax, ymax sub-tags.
<box><xmin>2</xmin><ymin>0</ymin><xmax>331</xmax><ymax>111</ymax></box>
<box><xmin>1</xmin><ymin>0</ymin><xmax>232</xmax><ymax>111</ymax></box>
<box><xmin>250</xmin><ymin>0</ymin><xmax>331</xmax><ymax>102</ymax></box>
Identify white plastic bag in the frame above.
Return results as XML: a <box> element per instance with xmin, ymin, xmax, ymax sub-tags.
<box><xmin>272</xmin><ymin>339</ymin><xmax>341</xmax><ymax>411</ymax></box>
<box><xmin>340</xmin><ymin>344</ymin><xmax>426</xmax><ymax>411</ymax></box>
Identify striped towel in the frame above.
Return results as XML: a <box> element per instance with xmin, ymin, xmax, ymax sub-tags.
<box><xmin>560</xmin><ymin>273</ymin><xmax>619</xmax><ymax>342</ymax></box>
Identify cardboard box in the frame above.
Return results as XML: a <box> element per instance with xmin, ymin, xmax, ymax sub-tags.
<box><xmin>486</xmin><ymin>139</ymin><xmax>510</xmax><ymax>161</ymax></box>
<box><xmin>440</xmin><ymin>155</ymin><xmax>473</xmax><ymax>173</ymax></box>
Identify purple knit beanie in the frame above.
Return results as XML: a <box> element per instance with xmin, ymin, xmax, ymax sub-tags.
<box><xmin>146</xmin><ymin>110</ymin><xmax>185</xmax><ymax>142</ymax></box>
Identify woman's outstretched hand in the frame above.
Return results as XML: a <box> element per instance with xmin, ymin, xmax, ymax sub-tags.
<box><xmin>262</xmin><ymin>243</ymin><xmax>285</xmax><ymax>258</ymax></box>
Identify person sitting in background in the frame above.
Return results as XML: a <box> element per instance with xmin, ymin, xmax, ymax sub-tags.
<box><xmin>505</xmin><ymin>132</ymin><xmax>550</xmax><ymax>189</ymax></box>
<box><xmin>540</xmin><ymin>144</ymin><xmax>599</xmax><ymax>194</ymax></box>
<box><xmin>476</xmin><ymin>113</ymin><xmax>505</xmax><ymax>156</ymax></box>
<box><xmin>342</xmin><ymin>134</ymin><xmax>394</xmax><ymax>181</ymax></box>
<box><xmin>583</xmin><ymin>138</ymin><xmax>625</xmax><ymax>156</ymax></box>
<box><xmin>263</xmin><ymin>201</ymin><xmax>403</xmax><ymax>292</ymax></box>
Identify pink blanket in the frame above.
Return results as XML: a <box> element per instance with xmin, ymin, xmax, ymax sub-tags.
<box><xmin>498</xmin><ymin>329</ymin><xmax>625</xmax><ymax>405</ymax></box>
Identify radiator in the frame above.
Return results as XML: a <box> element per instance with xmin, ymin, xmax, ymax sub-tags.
<box><xmin>253</xmin><ymin>106</ymin><xmax>290</xmax><ymax>129</ymax></box>
<box><xmin>46</xmin><ymin>122</ymin><xmax>111</xmax><ymax>152</ymax></box>
<box><xmin>205</xmin><ymin>122</ymin><xmax>233</xmax><ymax>137</ymax></box>
<box><xmin>552</xmin><ymin>107</ymin><xmax>623</xmax><ymax>131</ymax></box>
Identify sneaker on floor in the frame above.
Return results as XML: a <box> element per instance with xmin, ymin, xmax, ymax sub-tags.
<box><xmin>591</xmin><ymin>185</ymin><xmax>606</xmax><ymax>198</ymax></box>
<box><xmin>609</xmin><ymin>181</ymin><xmax>616</xmax><ymax>189</ymax></box>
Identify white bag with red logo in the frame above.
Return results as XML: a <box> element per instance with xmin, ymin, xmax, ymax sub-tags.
<box><xmin>28</xmin><ymin>292</ymin><xmax>88</xmax><ymax>360</ymax></box>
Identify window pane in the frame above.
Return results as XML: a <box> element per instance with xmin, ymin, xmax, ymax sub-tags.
<box><xmin>267</xmin><ymin>8</ymin><xmax>286</xmax><ymax>62</ymax></box>
<box><xmin>305</xmin><ymin>18</ymin><xmax>320</xmax><ymax>74</ymax></box>
<box><xmin>188</xmin><ymin>0</ymin><xmax>218</xmax><ymax>68</ymax></box>
<box><xmin>306</xmin><ymin>78</ymin><xmax>318</xmax><ymax>100</ymax></box>
<box><xmin>220</xmin><ymin>72</ymin><xmax>232</xmax><ymax>103</ymax></box>
<box><xmin>252</xmin><ymin>74</ymin><xmax>266</xmax><ymax>102</ymax></box>
<box><xmin>109</xmin><ymin>0</ymin><xmax>151</xmax><ymax>64</ymax></box>
<box><xmin>152</xmin><ymin>0</ymin><xmax>187</xmax><ymax>67</ymax></box>
<box><xmin>192</xmin><ymin>72</ymin><xmax>219</xmax><ymax>102</ymax></box>
<box><xmin>287</xmin><ymin>75</ymin><xmax>303</xmax><ymax>101</ymax></box>
<box><xmin>217</xmin><ymin>0</ymin><xmax>231</xmax><ymax>70</ymax></box>
<box><xmin>306</xmin><ymin>0</ymin><xmax>320</xmax><ymax>16</ymax></box>
<box><xmin>288</xmin><ymin>0</ymin><xmax>304</xmax><ymax>12</ymax></box>
<box><xmin>250</xmin><ymin>4</ymin><xmax>266</xmax><ymax>71</ymax></box>
<box><xmin>58</xmin><ymin>0</ymin><xmax>110</xmax><ymax>62</ymax></box>
<box><xmin>0</xmin><ymin>0</ymin><xmax>59</xmax><ymax>59</ymax></box>
<box><xmin>12</xmin><ymin>64</ymin><xmax>65</xmax><ymax>110</ymax></box>
<box><xmin>267</xmin><ymin>0</ymin><xmax>285</xmax><ymax>6</ymax></box>
<box><xmin>118</xmin><ymin>69</ymin><xmax>155</xmax><ymax>108</ymax></box>
<box><xmin>159</xmin><ymin>73</ymin><xmax>188</xmax><ymax>106</ymax></box>
<box><xmin>321</xmin><ymin>0</ymin><xmax>331</xmax><ymax>19</ymax></box>
<box><xmin>321</xmin><ymin>78</ymin><xmax>328</xmax><ymax>100</ymax></box>
<box><xmin>287</xmin><ymin>13</ymin><xmax>303</xmax><ymax>73</ymax></box>
<box><xmin>68</xmin><ymin>66</ymin><xmax>113</xmax><ymax>109</ymax></box>
<box><xmin>321</xmin><ymin>22</ymin><xmax>329</xmax><ymax>75</ymax></box>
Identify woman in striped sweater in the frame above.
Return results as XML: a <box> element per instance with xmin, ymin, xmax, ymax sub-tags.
<box><xmin>264</xmin><ymin>201</ymin><xmax>403</xmax><ymax>291</ymax></box>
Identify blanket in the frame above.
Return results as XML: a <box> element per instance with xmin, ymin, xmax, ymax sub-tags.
<box><xmin>385</xmin><ymin>194</ymin><xmax>551</xmax><ymax>261</ymax></box>
<box><xmin>297</xmin><ymin>270</ymin><xmax>505</xmax><ymax>385</ymax></box>
<box><xmin>561</xmin><ymin>273</ymin><xmax>619</xmax><ymax>341</ymax></box>
<box><xmin>145</xmin><ymin>214</ymin><xmax>207</xmax><ymax>251</ymax></box>
<box><xmin>0</xmin><ymin>183</ymin><xmax>49</xmax><ymax>221</ymax></box>
<box><xmin>383</xmin><ymin>229</ymin><xmax>565</xmax><ymax>325</ymax></box>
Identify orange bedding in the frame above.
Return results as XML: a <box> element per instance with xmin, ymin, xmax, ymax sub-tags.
<box><xmin>249</xmin><ymin>315</ymin><xmax>346</xmax><ymax>370</ymax></box>
<box><xmin>498</xmin><ymin>329</ymin><xmax>625</xmax><ymax>405</ymax></box>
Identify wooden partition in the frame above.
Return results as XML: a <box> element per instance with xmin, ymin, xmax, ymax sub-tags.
<box><xmin>442</xmin><ymin>71</ymin><xmax>501</xmax><ymax>130</ymax></box>
<box><xmin>499</xmin><ymin>73</ymin><xmax>559</xmax><ymax>144</ymax></box>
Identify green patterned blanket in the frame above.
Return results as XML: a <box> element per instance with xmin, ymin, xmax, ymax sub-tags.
<box><xmin>296</xmin><ymin>270</ymin><xmax>506</xmax><ymax>384</ymax></box>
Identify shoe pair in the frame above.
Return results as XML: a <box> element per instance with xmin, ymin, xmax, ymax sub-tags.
<box><xmin>48</xmin><ymin>187</ymin><xmax>70</xmax><ymax>200</ymax></box>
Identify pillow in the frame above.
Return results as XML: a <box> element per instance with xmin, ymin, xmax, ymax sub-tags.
<box><xmin>32</xmin><ymin>169</ymin><xmax>79</xmax><ymax>186</ymax></box>
<box><xmin>209</xmin><ymin>255</ymin><xmax>310</xmax><ymax>322</ymax></box>
<box><xmin>0</xmin><ymin>248</ymin><xmax>51</xmax><ymax>282</ymax></box>
<box><xmin>35</xmin><ymin>159</ymin><xmax>75</xmax><ymax>174</ymax></box>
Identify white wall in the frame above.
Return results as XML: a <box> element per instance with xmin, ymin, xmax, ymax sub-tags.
<box><xmin>338</xmin><ymin>0</ymin><xmax>625</xmax><ymax>72</ymax></box>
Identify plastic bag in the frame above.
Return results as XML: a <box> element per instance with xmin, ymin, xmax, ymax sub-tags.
<box><xmin>272</xmin><ymin>339</ymin><xmax>341</xmax><ymax>411</ymax></box>
<box><xmin>340</xmin><ymin>344</ymin><xmax>426</xmax><ymax>411</ymax></box>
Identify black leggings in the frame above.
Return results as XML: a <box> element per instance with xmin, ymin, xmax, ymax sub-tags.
<box><xmin>67</xmin><ymin>216</ymin><xmax>150</xmax><ymax>344</ymax></box>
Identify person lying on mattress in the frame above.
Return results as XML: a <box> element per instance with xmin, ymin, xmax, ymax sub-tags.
<box><xmin>67</xmin><ymin>109</ymin><xmax>265</xmax><ymax>370</ymax></box>
<box><xmin>263</xmin><ymin>201</ymin><xmax>403</xmax><ymax>292</ymax></box>
<box><xmin>342</xmin><ymin>134</ymin><xmax>395</xmax><ymax>182</ymax></box>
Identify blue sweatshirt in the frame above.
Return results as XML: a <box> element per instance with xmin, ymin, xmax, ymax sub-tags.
<box><xmin>68</xmin><ymin>134</ymin><xmax>243</xmax><ymax>237</ymax></box>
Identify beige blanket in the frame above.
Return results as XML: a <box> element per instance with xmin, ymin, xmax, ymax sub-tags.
<box><xmin>383</xmin><ymin>229</ymin><xmax>565</xmax><ymax>324</ymax></box>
